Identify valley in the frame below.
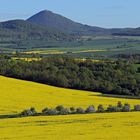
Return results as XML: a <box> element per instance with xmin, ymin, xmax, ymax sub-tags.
<box><xmin>0</xmin><ymin>4</ymin><xmax>140</xmax><ymax>140</ymax></box>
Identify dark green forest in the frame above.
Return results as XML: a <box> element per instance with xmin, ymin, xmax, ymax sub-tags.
<box><xmin>0</xmin><ymin>57</ymin><xmax>140</xmax><ymax>96</ymax></box>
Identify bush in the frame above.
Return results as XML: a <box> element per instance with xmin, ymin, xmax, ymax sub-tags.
<box><xmin>117</xmin><ymin>101</ymin><xmax>123</xmax><ymax>108</ymax></box>
<box><xmin>70</xmin><ymin>107</ymin><xmax>76</xmax><ymax>114</ymax></box>
<box><xmin>18</xmin><ymin>102</ymin><xmax>140</xmax><ymax>119</ymax></box>
<box><xmin>30</xmin><ymin>107</ymin><xmax>37</xmax><ymax>115</ymax></box>
<box><xmin>42</xmin><ymin>107</ymin><xmax>49</xmax><ymax>114</ymax></box>
<box><xmin>21</xmin><ymin>107</ymin><xmax>37</xmax><ymax>116</ymax></box>
<box><xmin>76</xmin><ymin>107</ymin><xmax>85</xmax><ymax>114</ymax></box>
<box><xmin>122</xmin><ymin>103</ymin><xmax>131</xmax><ymax>112</ymax></box>
<box><xmin>85</xmin><ymin>105</ymin><xmax>96</xmax><ymax>113</ymax></box>
<box><xmin>97</xmin><ymin>104</ymin><xmax>105</xmax><ymax>113</ymax></box>
<box><xmin>134</xmin><ymin>105</ymin><xmax>140</xmax><ymax>111</ymax></box>
<box><xmin>59</xmin><ymin>108</ymin><xmax>70</xmax><ymax>115</ymax></box>
<box><xmin>45</xmin><ymin>109</ymin><xmax>58</xmax><ymax>115</ymax></box>
<box><xmin>21</xmin><ymin>109</ymin><xmax>32</xmax><ymax>116</ymax></box>
<box><xmin>56</xmin><ymin>105</ymin><xmax>64</xmax><ymax>112</ymax></box>
<box><xmin>107</xmin><ymin>105</ymin><xmax>121</xmax><ymax>112</ymax></box>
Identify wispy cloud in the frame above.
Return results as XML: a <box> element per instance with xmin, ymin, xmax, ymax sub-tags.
<box><xmin>104</xmin><ymin>5</ymin><xmax>125</xmax><ymax>10</ymax></box>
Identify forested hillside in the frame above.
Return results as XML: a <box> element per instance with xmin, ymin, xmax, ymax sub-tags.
<box><xmin>0</xmin><ymin>20</ymin><xmax>75</xmax><ymax>49</ymax></box>
<box><xmin>0</xmin><ymin>57</ymin><xmax>140</xmax><ymax>96</ymax></box>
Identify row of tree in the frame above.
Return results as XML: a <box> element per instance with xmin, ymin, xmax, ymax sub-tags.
<box><xmin>19</xmin><ymin>102</ymin><xmax>140</xmax><ymax>117</ymax></box>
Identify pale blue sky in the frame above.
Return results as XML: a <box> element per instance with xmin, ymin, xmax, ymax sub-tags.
<box><xmin>0</xmin><ymin>0</ymin><xmax>140</xmax><ymax>28</ymax></box>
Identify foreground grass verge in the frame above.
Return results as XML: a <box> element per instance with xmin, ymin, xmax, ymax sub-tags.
<box><xmin>0</xmin><ymin>112</ymin><xmax>140</xmax><ymax>140</ymax></box>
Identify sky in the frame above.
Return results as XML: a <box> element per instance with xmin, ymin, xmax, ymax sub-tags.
<box><xmin>0</xmin><ymin>0</ymin><xmax>140</xmax><ymax>28</ymax></box>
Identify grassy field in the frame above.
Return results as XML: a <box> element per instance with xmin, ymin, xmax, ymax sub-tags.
<box><xmin>2</xmin><ymin>37</ymin><xmax>140</xmax><ymax>59</ymax></box>
<box><xmin>0</xmin><ymin>76</ymin><xmax>140</xmax><ymax>140</ymax></box>
<box><xmin>1</xmin><ymin>112</ymin><xmax>140</xmax><ymax>140</ymax></box>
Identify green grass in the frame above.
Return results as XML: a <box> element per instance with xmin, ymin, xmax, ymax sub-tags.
<box><xmin>1</xmin><ymin>36</ymin><xmax>140</xmax><ymax>59</ymax></box>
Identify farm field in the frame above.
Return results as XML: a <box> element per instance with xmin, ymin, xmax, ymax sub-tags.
<box><xmin>0</xmin><ymin>76</ymin><xmax>140</xmax><ymax>140</ymax></box>
<box><xmin>0</xmin><ymin>112</ymin><xmax>140</xmax><ymax>140</ymax></box>
<box><xmin>29</xmin><ymin>38</ymin><xmax>140</xmax><ymax>58</ymax></box>
<box><xmin>22</xmin><ymin>49</ymin><xmax>106</xmax><ymax>55</ymax></box>
<box><xmin>22</xmin><ymin>50</ymin><xmax>65</xmax><ymax>55</ymax></box>
<box><xmin>3</xmin><ymin>37</ymin><xmax>140</xmax><ymax>59</ymax></box>
<box><xmin>0</xmin><ymin>76</ymin><xmax>140</xmax><ymax>115</ymax></box>
<box><xmin>12</xmin><ymin>57</ymin><xmax>42</xmax><ymax>61</ymax></box>
<box><xmin>1</xmin><ymin>3</ymin><xmax>140</xmax><ymax>140</ymax></box>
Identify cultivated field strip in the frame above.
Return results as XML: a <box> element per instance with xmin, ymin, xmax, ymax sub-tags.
<box><xmin>0</xmin><ymin>112</ymin><xmax>140</xmax><ymax>140</ymax></box>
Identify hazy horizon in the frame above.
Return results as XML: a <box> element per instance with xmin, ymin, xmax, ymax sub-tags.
<box><xmin>0</xmin><ymin>0</ymin><xmax>140</xmax><ymax>28</ymax></box>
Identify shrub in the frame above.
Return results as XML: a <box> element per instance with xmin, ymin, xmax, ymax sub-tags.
<box><xmin>117</xmin><ymin>101</ymin><xmax>123</xmax><ymax>108</ymax></box>
<box><xmin>56</xmin><ymin>105</ymin><xmax>64</xmax><ymax>112</ymax></box>
<box><xmin>30</xmin><ymin>107</ymin><xmax>37</xmax><ymax>115</ymax></box>
<box><xmin>97</xmin><ymin>104</ymin><xmax>105</xmax><ymax>113</ymax></box>
<box><xmin>134</xmin><ymin>105</ymin><xmax>140</xmax><ymax>111</ymax></box>
<box><xmin>21</xmin><ymin>109</ymin><xmax>31</xmax><ymax>116</ymax></box>
<box><xmin>107</xmin><ymin>105</ymin><xmax>121</xmax><ymax>112</ymax></box>
<box><xmin>21</xmin><ymin>107</ymin><xmax>37</xmax><ymax>116</ymax></box>
<box><xmin>70</xmin><ymin>107</ymin><xmax>76</xmax><ymax>114</ymax></box>
<box><xmin>122</xmin><ymin>103</ymin><xmax>131</xmax><ymax>112</ymax></box>
<box><xmin>42</xmin><ymin>107</ymin><xmax>49</xmax><ymax>114</ymax></box>
<box><xmin>59</xmin><ymin>108</ymin><xmax>70</xmax><ymax>115</ymax></box>
<box><xmin>85</xmin><ymin>105</ymin><xmax>96</xmax><ymax>113</ymax></box>
<box><xmin>76</xmin><ymin>107</ymin><xmax>85</xmax><ymax>114</ymax></box>
<box><xmin>18</xmin><ymin>102</ymin><xmax>140</xmax><ymax>119</ymax></box>
<box><xmin>46</xmin><ymin>109</ymin><xmax>58</xmax><ymax>115</ymax></box>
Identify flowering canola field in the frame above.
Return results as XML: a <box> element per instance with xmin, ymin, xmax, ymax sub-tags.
<box><xmin>1</xmin><ymin>112</ymin><xmax>140</xmax><ymax>140</ymax></box>
<box><xmin>0</xmin><ymin>76</ymin><xmax>140</xmax><ymax>140</ymax></box>
<box><xmin>0</xmin><ymin>76</ymin><xmax>140</xmax><ymax>115</ymax></box>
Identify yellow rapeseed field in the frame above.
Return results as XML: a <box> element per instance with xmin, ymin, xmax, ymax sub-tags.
<box><xmin>0</xmin><ymin>76</ymin><xmax>140</xmax><ymax>115</ymax></box>
<box><xmin>0</xmin><ymin>112</ymin><xmax>140</xmax><ymax>140</ymax></box>
<box><xmin>22</xmin><ymin>50</ymin><xmax>65</xmax><ymax>55</ymax></box>
<box><xmin>22</xmin><ymin>49</ymin><xmax>106</xmax><ymax>55</ymax></box>
<box><xmin>74</xmin><ymin>49</ymin><xmax>106</xmax><ymax>53</ymax></box>
<box><xmin>0</xmin><ymin>76</ymin><xmax>140</xmax><ymax>140</ymax></box>
<box><xmin>12</xmin><ymin>57</ymin><xmax>42</xmax><ymax>62</ymax></box>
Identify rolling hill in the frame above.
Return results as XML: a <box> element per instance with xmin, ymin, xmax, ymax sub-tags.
<box><xmin>27</xmin><ymin>10</ymin><xmax>108</xmax><ymax>36</ymax></box>
<box><xmin>0</xmin><ymin>10</ymin><xmax>140</xmax><ymax>51</ymax></box>
<box><xmin>0</xmin><ymin>19</ymin><xmax>76</xmax><ymax>50</ymax></box>
<box><xmin>0</xmin><ymin>76</ymin><xmax>140</xmax><ymax>115</ymax></box>
<box><xmin>27</xmin><ymin>10</ymin><xmax>140</xmax><ymax>36</ymax></box>
<box><xmin>0</xmin><ymin>76</ymin><xmax>140</xmax><ymax>140</ymax></box>
<box><xmin>0</xmin><ymin>19</ymin><xmax>75</xmax><ymax>42</ymax></box>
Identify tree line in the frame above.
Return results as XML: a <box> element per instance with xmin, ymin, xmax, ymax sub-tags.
<box><xmin>1</xmin><ymin>102</ymin><xmax>140</xmax><ymax>119</ymax></box>
<box><xmin>0</xmin><ymin>57</ymin><xmax>140</xmax><ymax>96</ymax></box>
<box><xmin>21</xmin><ymin>102</ymin><xmax>140</xmax><ymax>117</ymax></box>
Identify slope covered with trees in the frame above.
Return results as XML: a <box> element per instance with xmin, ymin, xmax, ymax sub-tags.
<box><xmin>0</xmin><ymin>20</ymin><xmax>75</xmax><ymax>49</ymax></box>
<box><xmin>27</xmin><ymin>10</ymin><xmax>107</xmax><ymax>36</ymax></box>
<box><xmin>0</xmin><ymin>57</ymin><xmax>140</xmax><ymax>96</ymax></box>
<box><xmin>27</xmin><ymin>10</ymin><xmax>140</xmax><ymax>36</ymax></box>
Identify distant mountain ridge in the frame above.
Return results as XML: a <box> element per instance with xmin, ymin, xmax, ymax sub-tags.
<box><xmin>27</xmin><ymin>10</ymin><xmax>108</xmax><ymax>35</ymax></box>
<box><xmin>0</xmin><ymin>9</ymin><xmax>139</xmax><ymax>50</ymax></box>
<box><xmin>27</xmin><ymin>10</ymin><xmax>140</xmax><ymax>36</ymax></box>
